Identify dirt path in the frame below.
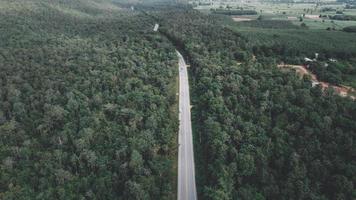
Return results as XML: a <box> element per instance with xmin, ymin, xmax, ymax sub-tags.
<box><xmin>278</xmin><ymin>64</ymin><xmax>356</xmax><ymax>100</ymax></box>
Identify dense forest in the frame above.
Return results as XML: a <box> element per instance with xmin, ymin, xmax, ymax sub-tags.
<box><xmin>1</xmin><ymin>0</ymin><xmax>356</xmax><ymax>199</ymax></box>
<box><xmin>154</xmin><ymin>8</ymin><xmax>356</xmax><ymax>200</ymax></box>
<box><xmin>0</xmin><ymin>0</ymin><xmax>178</xmax><ymax>199</ymax></box>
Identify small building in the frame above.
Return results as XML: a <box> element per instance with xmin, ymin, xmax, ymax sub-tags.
<box><xmin>153</xmin><ymin>24</ymin><xmax>159</xmax><ymax>32</ymax></box>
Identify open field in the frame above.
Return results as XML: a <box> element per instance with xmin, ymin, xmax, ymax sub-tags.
<box><xmin>191</xmin><ymin>0</ymin><xmax>356</xmax><ymax>30</ymax></box>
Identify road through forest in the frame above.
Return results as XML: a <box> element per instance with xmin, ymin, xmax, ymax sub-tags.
<box><xmin>177</xmin><ymin>51</ymin><xmax>197</xmax><ymax>200</ymax></box>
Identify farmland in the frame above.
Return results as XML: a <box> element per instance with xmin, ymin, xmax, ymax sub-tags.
<box><xmin>191</xmin><ymin>0</ymin><xmax>356</xmax><ymax>29</ymax></box>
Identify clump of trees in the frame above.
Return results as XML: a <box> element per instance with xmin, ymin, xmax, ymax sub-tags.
<box><xmin>309</xmin><ymin>62</ymin><xmax>343</xmax><ymax>85</ymax></box>
<box><xmin>343</xmin><ymin>26</ymin><xmax>356</xmax><ymax>32</ymax></box>
<box><xmin>321</xmin><ymin>7</ymin><xmax>337</xmax><ymax>12</ymax></box>
<box><xmin>238</xmin><ymin>20</ymin><xmax>301</xmax><ymax>29</ymax></box>
<box><xmin>329</xmin><ymin>14</ymin><xmax>356</xmax><ymax>21</ymax></box>
<box><xmin>211</xmin><ymin>9</ymin><xmax>258</xmax><ymax>15</ymax></box>
<box><xmin>345</xmin><ymin>4</ymin><xmax>356</xmax><ymax>9</ymax></box>
<box><xmin>308</xmin><ymin>61</ymin><xmax>356</xmax><ymax>87</ymax></box>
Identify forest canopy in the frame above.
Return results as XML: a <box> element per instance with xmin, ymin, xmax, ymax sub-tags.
<box><xmin>0</xmin><ymin>0</ymin><xmax>178</xmax><ymax>199</ymax></box>
<box><xmin>1</xmin><ymin>1</ymin><xmax>356</xmax><ymax>200</ymax></box>
<box><xmin>154</xmin><ymin>7</ymin><xmax>356</xmax><ymax>200</ymax></box>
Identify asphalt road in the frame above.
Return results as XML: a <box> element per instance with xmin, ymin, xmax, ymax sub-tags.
<box><xmin>177</xmin><ymin>51</ymin><xmax>197</xmax><ymax>200</ymax></box>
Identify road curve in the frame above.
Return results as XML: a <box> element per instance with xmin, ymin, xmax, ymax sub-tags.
<box><xmin>177</xmin><ymin>51</ymin><xmax>197</xmax><ymax>200</ymax></box>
